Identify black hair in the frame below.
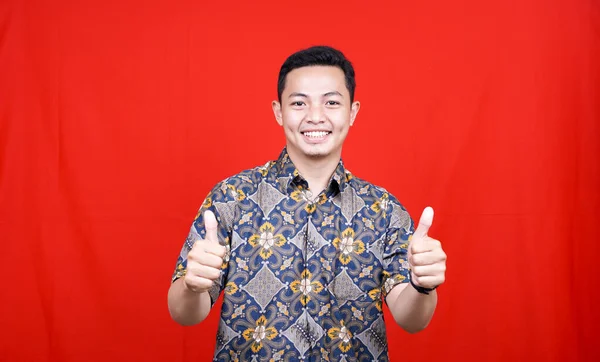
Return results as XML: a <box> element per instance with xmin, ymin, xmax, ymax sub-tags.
<box><xmin>277</xmin><ymin>45</ymin><xmax>356</xmax><ymax>103</ymax></box>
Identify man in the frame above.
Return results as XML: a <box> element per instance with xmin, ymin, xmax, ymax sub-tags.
<box><xmin>168</xmin><ymin>45</ymin><xmax>447</xmax><ymax>361</ymax></box>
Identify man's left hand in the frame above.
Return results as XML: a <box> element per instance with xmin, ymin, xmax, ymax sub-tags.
<box><xmin>408</xmin><ymin>207</ymin><xmax>447</xmax><ymax>290</ymax></box>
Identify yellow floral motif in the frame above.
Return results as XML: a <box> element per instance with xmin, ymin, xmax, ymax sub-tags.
<box><xmin>318</xmin><ymin>303</ymin><xmax>331</xmax><ymax>317</ymax></box>
<box><xmin>195</xmin><ymin>198</ymin><xmax>212</xmax><ymax>219</ymax></box>
<box><xmin>321</xmin><ymin>214</ymin><xmax>334</xmax><ymax>227</ymax></box>
<box><xmin>317</xmin><ymin>193</ymin><xmax>327</xmax><ymax>205</ymax></box>
<box><xmin>320</xmin><ymin>257</ymin><xmax>332</xmax><ymax>271</ymax></box>
<box><xmin>175</xmin><ymin>264</ymin><xmax>186</xmax><ymax>278</ymax></box>
<box><xmin>359</xmin><ymin>265</ymin><xmax>373</xmax><ymax>278</ymax></box>
<box><xmin>368</xmin><ymin>289</ymin><xmax>382</xmax><ymax>311</ymax></box>
<box><xmin>235</xmin><ymin>257</ymin><xmax>249</xmax><ymax>271</ymax></box>
<box><xmin>384</xmin><ymin>274</ymin><xmax>406</xmax><ymax>294</ymax></box>
<box><xmin>231</xmin><ymin>304</ymin><xmax>246</xmax><ymax>319</ymax></box>
<box><xmin>291</xmin><ymin>190</ymin><xmax>303</xmax><ymax>202</ymax></box>
<box><xmin>290</xmin><ymin>270</ymin><xmax>324</xmax><ymax>305</ymax></box>
<box><xmin>276</xmin><ymin>301</ymin><xmax>289</xmax><ymax>316</ymax></box>
<box><xmin>327</xmin><ymin>321</ymin><xmax>352</xmax><ymax>352</ymax></box>
<box><xmin>270</xmin><ymin>350</ymin><xmax>285</xmax><ymax>361</ymax></box>
<box><xmin>280</xmin><ymin>257</ymin><xmax>293</xmax><ymax>271</ymax></box>
<box><xmin>368</xmin><ymin>288</ymin><xmax>380</xmax><ymax>301</ymax></box>
<box><xmin>370</xmin><ymin>193</ymin><xmax>390</xmax><ymax>215</ymax></box>
<box><xmin>305</xmin><ymin>203</ymin><xmax>316</xmax><ymax>214</ymax></box>
<box><xmin>362</xmin><ymin>217</ymin><xmax>375</xmax><ymax>230</ymax></box>
<box><xmin>225</xmin><ymin>282</ymin><xmax>238</xmax><ymax>295</ymax></box>
<box><xmin>351</xmin><ymin>306</ymin><xmax>364</xmax><ymax>321</ymax></box>
<box><xmin>281</xmin><ymin>211</ymin><xmax>295</xmax><ymax>225</ymax></box>
<box><xmin>332</xmin><ymin>228</ymin><xmax>365</xmax><ymax>264</ymax></box>
<box><xmin>239</xmin><ymin>212</ymin><xmax>254</xmax><ymax>225</ymax></box>
<box><xmin>242</xmin><ymin>316</ymin><xmax>278</xmax><ymax>353</ymax></box>
<box><xmin>248</xmin><ymin>222</ymin><xmax>286</xmax><ymax>259</ymax></box>
<box><xmin>225</xmin><ymin>184</ymin><xmax>246</xmax><ymax>201</ymax></box>
<box><xmin>236</xmin><ymin>190</ymin><xmax>246</xmax><ymax>201</ymax></box>
<box><xmin>228</xmin><ymin>350</ymin><xmax>240</xmax><ymax>362</ymax></box>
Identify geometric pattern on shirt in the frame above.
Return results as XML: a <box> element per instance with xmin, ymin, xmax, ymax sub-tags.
<box><xmin>281</xmin><ymin>308</ymin><xmax>325</xmax><ymax>357</ymax></box>
<box><xmin>171</xmin><ymin>148</ymin><xmax>414</xmax><ymax>362</ymax></box>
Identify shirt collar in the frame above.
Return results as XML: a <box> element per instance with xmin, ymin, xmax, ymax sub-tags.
<box><xmin>272</xmin><ymin>148</ymin><xmax>347</xmax><ymax>196</ymax></box>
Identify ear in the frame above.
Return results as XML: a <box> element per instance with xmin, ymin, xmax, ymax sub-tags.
<box><xmin>350</xmin><ymin>101</ymin><xmax>360</xmax><ymax>126</ymax></box>
<box><xmin>272</xmin><ymin>100</ymin><xmax>283</xmax><ymax>126</ymax></box>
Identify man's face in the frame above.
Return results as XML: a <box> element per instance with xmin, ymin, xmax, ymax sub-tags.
<box><xmin>272</xmin><ymin>65</ymin><xmax>360</xmax><ymax>163</ymax></box>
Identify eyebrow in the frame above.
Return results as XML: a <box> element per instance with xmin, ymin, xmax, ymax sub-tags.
<box><xmin>287</xmin><ymin>91</ymin><xmax>343</xmax><ymax>99</ymax></box>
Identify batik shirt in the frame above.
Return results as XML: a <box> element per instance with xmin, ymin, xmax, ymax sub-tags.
<box><xmin>172</xmin><ymin>148</ymin><xmax>414</xmax><ymax>361</ymax></box>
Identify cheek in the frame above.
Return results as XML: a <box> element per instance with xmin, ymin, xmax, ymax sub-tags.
<box><xmin>282</xmin><ymin>110</ymin><xmax>305</xmax><ymax>127</ymax></box>
<box><xmin>332</xmin><ymin>116</ymin><xmax>352</xmax><ymax>131</ymax></box>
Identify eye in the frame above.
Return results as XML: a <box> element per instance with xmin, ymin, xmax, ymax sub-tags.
<box><xmin>291</xmin><ymin>101</ymin><xmax>305</xmax><ymax>107</ymax></box>
<box><xmin>326</xmin><ymin>100</ymin><xmax>340</xmax><ymax>106</ymax></box>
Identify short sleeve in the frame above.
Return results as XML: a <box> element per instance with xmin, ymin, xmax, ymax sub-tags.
<box><xmin>171</xmin><ymin>180</ymin><xmax>237</xmax><ymax>307</ymax></box>
<box><xmin>381</xmin><ymin>200</ymin><xmax>414</xmax><ymax>299</ymax></box>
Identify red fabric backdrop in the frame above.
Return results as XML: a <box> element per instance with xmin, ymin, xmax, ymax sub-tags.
<box><xmin>1</xmin><ymin>0</ymin><xmax>598</xmax><ymax>361</ymax></box>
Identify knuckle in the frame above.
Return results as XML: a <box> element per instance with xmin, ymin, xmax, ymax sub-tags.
<box><xmin>201</xmin><ymin>265</ymin><xmax>221</xmax><ymax>280</ymax></box>
<box><xmin>200</xmin><ymin>278</ymin><xmax>214</xmax><ymax>289</ymax></box>
<box><xmin>188</xmin><ymin>247</ymin><xmax>205</xmax><ymax>260</ymax></box>
<box><xmin>185</xmin><ymin>264</ymin><xmax>199</xmax><ymax>277</ymax></box>
<box><xmin>412</xmin><ymin>267</ymin><xmax>422</xmax><ymax>277</ymax></box>
<box><xmin>408</xmin><ymin>255</ymin><xmax>416</xmax><ymax>264</ymax></box>
<box><xmin>216</xmin><ymin>246</ymin><xmax>227</xmax><ymax>258</ymax></box>
<box><xmin>205</xmin><ymin>267</ymin><xmax>220</xmax><ymax>280</ymax></box>
<box><xmin>412</xmin><ymin>255</ymin><xmax>422</xmax><ymax>266</ymax></box>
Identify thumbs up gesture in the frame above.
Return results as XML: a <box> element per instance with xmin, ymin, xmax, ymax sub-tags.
<box><xmin>183</xmin><ymin>210</ymin><xmax>228</xmax><ymax>294</ymax></box>
<box><xmin>408</xmin><ymin>207</ymin><xmax>447</xmax><ymax>290</ymax></box>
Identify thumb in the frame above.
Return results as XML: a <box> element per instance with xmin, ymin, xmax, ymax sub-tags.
<box><xmin>413</xmin><ymin>206</ymin><xmax>434</xmax><ymax>240</ymax></box>
<box><xmin>204</xmin><ymin>210</ymin><xmax>219</xmax><ymax>244</ymax></box>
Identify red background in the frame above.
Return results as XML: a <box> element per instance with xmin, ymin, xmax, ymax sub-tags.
<box><xmin>1</xmin><ymin>0</ymin><xmax>598</xmax><ymax>361</ymax></box>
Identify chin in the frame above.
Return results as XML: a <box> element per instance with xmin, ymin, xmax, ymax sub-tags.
<box><xmin>303</xmin><ymin>148</ymin><xmax>339</xmax><ymax>160</ymax></box>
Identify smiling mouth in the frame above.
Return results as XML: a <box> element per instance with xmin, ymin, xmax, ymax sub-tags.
<box><xmin>302</xmin><ymin>131</ymin><xmax>331</xmax><ymax>139</ymax></box>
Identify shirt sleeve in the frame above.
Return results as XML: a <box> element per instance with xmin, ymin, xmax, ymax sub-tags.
<box><xmin>171</xmin><ymin>180</ymin><xmax>237</xmax><ymax>307</ymax></box>
<box><xmin>381</xmin><ymin>200</ymin><xmax>414</xmax><ymax>299</ymax></box>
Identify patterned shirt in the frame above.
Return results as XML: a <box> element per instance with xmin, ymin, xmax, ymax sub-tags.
<box><xmin>172</xmin><ymin>148</ymin><xmax>415</xmax><ymax>361</ymax></box>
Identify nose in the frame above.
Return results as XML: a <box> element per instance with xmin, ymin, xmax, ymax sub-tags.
<box><xmin>306</xmin><ymin>104</ymin><xmax>326</xmax><ymax>123</ymax></box>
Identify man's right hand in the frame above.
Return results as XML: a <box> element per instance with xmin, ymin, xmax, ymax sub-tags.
<box><xmin>183</xmin><ymin>210</ymin><xmax>227</xmax><ymax>293</ymax></box>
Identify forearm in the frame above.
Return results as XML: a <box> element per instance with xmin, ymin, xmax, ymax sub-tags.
<box><xmin>386</xmin><ymin>284</ymin><xmax>438</xmax><ymax>333</ymax></box>
<box><xmin>167</xmin><ymin>278</ymin><xmax>213</xmax><ymax>326</ymax></box>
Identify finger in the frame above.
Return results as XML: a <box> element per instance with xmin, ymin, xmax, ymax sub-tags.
<box><xmin>411</xmin><ymin>264</ymin><xmax>446</xmax><ymax>277</ymax></box>
<box><xmin>411</xmin><ymin>275</ymin><xmax>444</xmax><ymax>289</ymax></box>
<box><xmin>413</xmin><ymin>206</ymin><xmax>434</xmax><ymax>240</ymax></box>
<box><xmin>411</xmin><ymin>237</ymin><xmax>441</xmax><ymax>254</ymax></box>
<box><xmin>203</xmin><ymin>241</ymin><xmax>227</xmax><ymax>258</ymax></box>
<box><xmin>188</xmin><ymin>264</ymin><xmax>222</xmax><ymax>281</ymax></box>
<box><xmin>184</xmin><ymin>275</ymin><xmax>214</xmax><ymax>292</ymax></box>
<box><xmin>189</xmin><ymin>249</ymin><xmax>225</xmax><ymax>269</ymax></box>
<box><xmin>410</xmin><ymin>249</ymin><xmax>447</xmax><ymax>266</ymax></box>
<box><xmin>204</xmin><ymin>210</ymin><xmax>219</xmax><ymax>244</ymax></box>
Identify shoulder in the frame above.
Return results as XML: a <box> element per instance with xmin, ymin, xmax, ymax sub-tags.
<box><xmin>345</xmin><ymin>171</ymin><xmax>403</xmax><ymax>206</ymax></box>
<box><xmin>346</xmin><ymin>171</ymin><xmax>413</xmax><ymax>229</ymax></box>
<box><xmin>207</xmin><ymin>160</ymin><xmax>275</xmax><ymax>203</ymax></box>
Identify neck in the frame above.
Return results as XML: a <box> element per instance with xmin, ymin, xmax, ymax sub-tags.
<box><xmin>287</xmin><ymin>148</ymin><xmax>341</xmax><ymax>196</ymax></box>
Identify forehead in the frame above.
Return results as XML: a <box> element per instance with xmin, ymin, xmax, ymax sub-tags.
<box><xmin>283</xmin><ymin>65</ymin><xmax>347</xmax><ymax>96</ymax></box>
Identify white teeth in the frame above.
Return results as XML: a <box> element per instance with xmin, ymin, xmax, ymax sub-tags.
<box><xmin>304</xmin><ymin>131</ymin><xmax>329</xmax><ymax>138</ymax></box>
